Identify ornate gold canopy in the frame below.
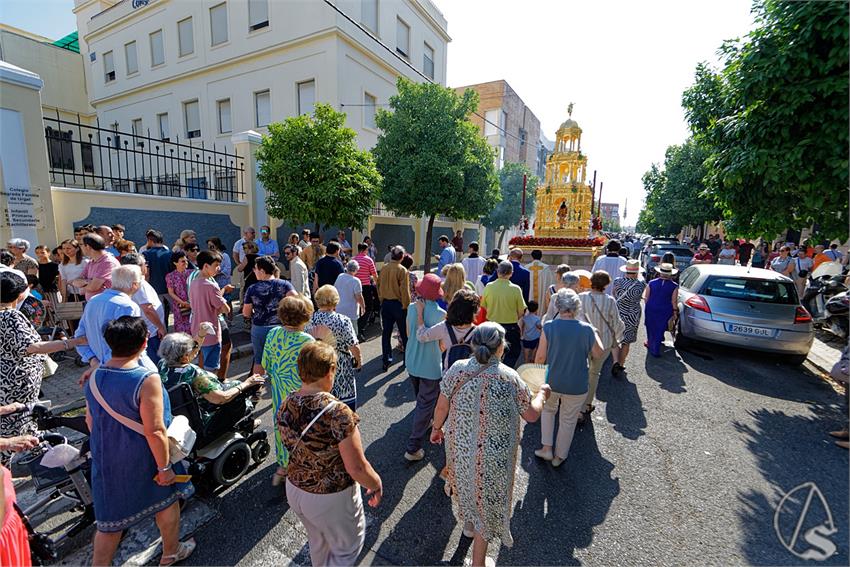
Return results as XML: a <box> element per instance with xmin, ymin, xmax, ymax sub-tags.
<box><xmin>534</xmin><ymin>107</ymin><xmax>593</xmax><ymax>238</ymax></box>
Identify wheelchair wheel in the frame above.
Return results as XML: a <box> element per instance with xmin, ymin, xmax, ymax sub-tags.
<box><xmin>211</xmin><ymin>441</ymin><xmax>252</xmax><ymax>487</ymax></box>
<box><xmin>252</xmin><ymin>440</ymin><xmax>271</xmax><ymax>463</ymax></box>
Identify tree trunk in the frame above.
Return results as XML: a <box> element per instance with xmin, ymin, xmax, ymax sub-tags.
<box><xmin>423</xmin><ymin>213</ymin><xmax>436</xmax><ymax>274</ymax></box>
<box><xmin>315</xmin><ymin>222</ymin><xmax>321</xmax><ymax>235</ymax></box>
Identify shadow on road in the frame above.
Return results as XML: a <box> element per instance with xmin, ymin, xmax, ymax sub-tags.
<box><xmin>733</xmin><ymin>402</ymin><xmax>848</xmax><ymax>566</ymax></box>
<box><xmin>498</xmin><ymin>422</ymin><xmax>620</xmax><ymax>565</ymax></box>
<box><xmin>595</xmin><ymin>367</ymin><xmax>647</xmax><ymax>440</ymax></box>
<box><xmin>643</xmin><ymin>344</ymin><xmax>689</xmax><ymax>393</ymax></box>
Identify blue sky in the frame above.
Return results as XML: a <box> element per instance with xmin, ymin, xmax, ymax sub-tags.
<box><xmin>2</xmin><ymin>0</ymin><xmax>77</xmax><ymax>40</ymax></box>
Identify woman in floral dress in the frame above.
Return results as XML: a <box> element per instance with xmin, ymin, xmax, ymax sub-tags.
<box><xmin>611</xmin><ymin>259</ymin><xmax>647</xmax><ymax>375</ymax></box>
<box><xmin>262</xmin><ymin>295</ymin><xmax>314</xmax><ymax>486</ymax></box>
<box><xmin>166</xmin><ymin>251</ymin><xmax>192</xmax><ymax>333</ymax></box>
<box><xmin>306</xmin><ymin>286</ymin><xmax>361</xmax><ymax>411</ymax></box>
<box><xmin>430</xmin><ymin>323</ymin><xmax>549</xmax><ymax>566</ymax></box>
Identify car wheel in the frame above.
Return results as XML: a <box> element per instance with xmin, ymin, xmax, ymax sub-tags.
<box><xmin>674</xmin><ymin>320</ymin><xmax>691</xmax><ymax>348</ymax></box>
<box><xmin>786</xmin><ymin>353</ymin><xmax>808</xmax><ymax>366</ymax></box>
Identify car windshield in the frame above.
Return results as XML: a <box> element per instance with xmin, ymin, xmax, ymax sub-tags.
<box><xmin>656</xmin><ymin>246</ymin><xmax>694</xmax><ymax>257</ymax></box>
<box><xmin>700</xmin><ymin>276</ymin><xmax>797</xmax><ymax>305</ymax></box>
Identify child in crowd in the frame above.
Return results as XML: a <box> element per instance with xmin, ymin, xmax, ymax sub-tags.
<box><xmin>519</xmin><ymin>300</ymin><xmax>542</xmax><ymax>363</ymax></box>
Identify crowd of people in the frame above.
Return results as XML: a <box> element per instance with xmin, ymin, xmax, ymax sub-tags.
<box><xmin>4</xmin><ymin>221</ymin><xmax>842</xmax><ymax>567</ymax></box>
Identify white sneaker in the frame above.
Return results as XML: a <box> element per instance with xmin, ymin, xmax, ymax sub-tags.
<box><xmin>462</xmin><ymin>521</ymin><xmax>475</xmax><ymax>538</ymax></box>
<box><xmin>485</xmin><ymin>557</ymin><xmax>496</xmax><ymax>567</ymax></box>
<box><xmin>404</xmin><ymin>449</ymin><xmax>425</xmax><ymax>461</ymax></box>
<box><xmin>534</xmin><ymin>448</ymin><xmax>553</xmax><ymax>461</ymax></box>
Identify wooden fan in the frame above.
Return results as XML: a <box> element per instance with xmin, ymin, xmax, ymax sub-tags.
<box><xmin>516</xmin><ymin>363</ymin><xmax>547</xmax><ymax>394</ymax></box>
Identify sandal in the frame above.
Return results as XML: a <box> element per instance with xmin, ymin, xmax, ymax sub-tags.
<box><xmin>160</xmin><ymin>538</ymin><xmax>196</xmax><ymax>566</ymax></box>
<box><xmin>271</xmin><ymin>467</ymin><xmax>287</xmax><ymax>487</ymax></box>
<box><xmin>439</xmin><ymin>467</ymin><xmax>452</xmax><ymax>497</ymax></box>
<box><xmin>829</xmin><ymin>429</ymin><xmax>849</xmax><ymax>440</ymax></box>
<box><xmin>577</xmin><ymin>405</ymin><xmax>595</xmax><ymax>425</ymax></box>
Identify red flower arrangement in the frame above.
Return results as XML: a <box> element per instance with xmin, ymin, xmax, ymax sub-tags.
<box><xmin>508</xmin><ymin>235</ymin><xmax>606</xmax><ymax>247</ymax></box>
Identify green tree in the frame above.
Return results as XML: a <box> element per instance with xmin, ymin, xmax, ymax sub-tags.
<box><xmin>637</xmin><ymin>163</ymin><xmax>679</xmax><ymax>235</ymax></box>
<box><xmin>256</xmin><ymin>103</ymin><xmax>382</xmax><ymax>232</ymax></box>
<box><xmin>373</xmin><ymin>78</ymin><xmax>500</xmax><ymax>272</ymax></box>
<box><xmin>602</xmin><ymin>216</ymin><xmax>622</xmax><ymax>232</ymax></box>
<box><xmin>482</xmin><ymin>162</ymin><xmax>538</xmax><ymax>249</ymax></box>
<box><xmin>682</xmin><ymin>0</ymin><xmax>849</xmax><ymax>240</ymax></box>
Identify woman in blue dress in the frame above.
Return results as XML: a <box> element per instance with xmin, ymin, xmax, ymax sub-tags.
<box><xmin>85</xmin><ymin>316</ymin><xmax>195</xmax><ymax>566</ymax></box>
<box><xmin>642</xmin><ymin>263</ymin><xmax>679</xmax><ymax>357</ymax></box>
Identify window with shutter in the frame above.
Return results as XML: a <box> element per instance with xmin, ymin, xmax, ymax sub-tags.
<box><xmin>396</xmin><ymin>17</ymin><xmax>409</xmax><ymax>58</ymax></box>
<box><xmin>158</xmin><ymin>113</ymin><xmax>170</xmax><ymax>141</ymax></box>
<box><xmin>248</xmin><ymin>0</ymin><xmax>269</xmax><ymax>30</ymax></box>
<box><xmin>125</xmin><ymin>41</ymin><xmax>138</xmax><ymax>75</ymax></box>
<box><xmin>255</xmin><ymin>91</ymin><xmax>270</xmax><ymax>127</ymax></box>
<box><xmin>210</xmin><ymin>3</ymin><xmax>228</xmax><ymax>46</ymax></box>
<box><xmin>297</xmin><ymin>81</ymin><xmax>315</xmax><ymax>116</ymax></box>
<box><xmin>178</xmin><ymin>18</ymin><xmax>194</xmax><ymax>57</ymax></box>
<box><xmin>364</xmin><ymin>92</ymin><xmax>377</xmax><ymax>130</ymax></box>
<box><xmin>184</xmin><ymin>100</ymin><xmax>201</xmax><ymax>138</ymax></box>
<box><xmin>218</xmin><ymin>99</ymin><xmax>232</xmax><ymax>133</ymax></box>
<box><xmin>103</xmin><ymin>51</ymin><xmax>115</xmax><ymax>82</ymax></box>
<box><xmin>423</xmin><ymin>42</ymin><xmax>434</xmax><ymax>80</ymax></box>
<box><xmin>150</xmin><ymin>30</ymin><xmax>165</xmax><ymax>66</ymax></box>
<box><xmin>361</xmin><ymin>0</ymin><xmax>377</xmax><ymax>32</ymax></box>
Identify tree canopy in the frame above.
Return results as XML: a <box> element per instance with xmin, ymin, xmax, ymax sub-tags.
<box><xmin>682</xmin><ymin>0</ymin><xmax>849</xmax><ymax>240</ymax></box>
<box><xmin>373</xmin><ymin>78</ymin><xmax>500</xmax><ymax>272</ymax></box>
<box><xmin>256</xmin><ymin>103</ymin><xmax>381</xmax><ymax>232</ymax></box>
<box><xmin>482</xmin><ymin>162</ymin><xmax>538</xmax><ymax>248</ymax></box>
<box><xmin>639</xmin><ymin>139</ymin><xmax>721</xmax><ymax>236</ymax></box>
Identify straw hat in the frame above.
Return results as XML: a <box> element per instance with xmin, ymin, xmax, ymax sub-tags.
<box><xmin>657</xmin><ymin>262</ymin><xmax>678</xmax><ymax>277</ymax></box>
<box><xmin>619</xmin><ymin>259</ymin><xmax>643</xmax><ymax>273</ymax></box>
<box><xmin>571</xmin><ymin>269</ymin><xmax>593</xmax><ymax>289</ymax></box>
<box><xmin>416</xmin><ymin>273</ymin><xmax>444</xmax><ymax>301</ymax></box>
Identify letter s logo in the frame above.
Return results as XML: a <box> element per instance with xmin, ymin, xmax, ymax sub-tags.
<box><xmin>799</xmin><ymin>524</ymin><xmax>838</xmax><ymax>561</ymax></box>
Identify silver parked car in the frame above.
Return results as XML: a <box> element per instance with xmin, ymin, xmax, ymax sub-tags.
<box><xmin>675</xmin><ymin>264</ymin><xmax>814</xmax><ymax>364</ymax></box>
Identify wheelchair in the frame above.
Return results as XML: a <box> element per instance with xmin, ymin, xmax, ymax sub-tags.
<box><xmin>166</xmin><ymin>381</ymin><xmax>270</xmax><ymax>493</ymax></box>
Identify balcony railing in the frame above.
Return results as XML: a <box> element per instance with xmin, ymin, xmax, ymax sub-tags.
<box><xmin>44</xmin><ymin>112</ymin><xmax>245</xmax><ymax>203</ymax></box>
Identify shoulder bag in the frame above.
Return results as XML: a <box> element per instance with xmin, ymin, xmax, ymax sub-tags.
<box><xmin>89</xmin><ymin>369</ymin><xmax>196</xmax><ymax>463</ymax></box>
<box><xmin>290</xmin><ymin>398</ymin><xmax>341</xmax><ymax>456</ymax></box>
<box><xmin>590</xmin><ymin>295</ymin><xmax>618</xmax><ymax>349</ymax></box>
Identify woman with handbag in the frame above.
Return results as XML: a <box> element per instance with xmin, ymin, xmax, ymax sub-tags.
<box><xmin>279</xmin><ymin>341</ymin><xmax>382</xmax><ymax>567</ymax></box>
<box><xmin>578</xmin><ymin>271</ymin><xmax>625</xmax><ymax>423</ymax></box>
<box><xmin>166</xmin><ymin>251</ymin><xmax>192</xmax><ymax>333</ymax></box>
<box><xmin>84</xmin><ymin>316</ymin><xmax>195</xmax><ymax>566</ymax></box>
<box><xmin>1</xmin><ymin>272</ymin><xmax>87</xmax><ymax>467</ymax></box>
<box><xmin>643</xmin><ymin>263</ymin><xmax>679</xmax><ymax>358</ymax></box>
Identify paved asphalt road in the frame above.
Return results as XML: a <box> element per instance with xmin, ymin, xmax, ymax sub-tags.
<box><xmin>173</xmin><ymin>321</ymin><xmax>848</xmax><ymax>567</ymax></box>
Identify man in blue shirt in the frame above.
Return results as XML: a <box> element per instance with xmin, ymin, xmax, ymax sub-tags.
<box><xmin>435</xmin><ymin>235</ymin><xmax>456</xmax><ymax>276</ymax></box>
<box><xmin>488</xmin><ymin>248</ymin><xmax>531</xmax><ymax>301</ymax></box>
<box><xmin>75</xmin><ymin>264</ymin><xmax>157</xmax><ymax>373</ymax></box>
<box><xmin>257</xmin><ymin>225</ymin><xmax>280</xmax><ymax>260</ymax></box>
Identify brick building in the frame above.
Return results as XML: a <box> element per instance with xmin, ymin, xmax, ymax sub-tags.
<box><xmin>454</xmin><ymin>80</ymin><xmax>543</xmax><ymax>174</ymax></box>
<box><xmin>600</xmin><ymin>202</ymin><xmax>620</xmax><ymax>223</ymax></box>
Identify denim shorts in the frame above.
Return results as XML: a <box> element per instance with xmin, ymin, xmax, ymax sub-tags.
<box><xmin>521</xmin><ymin>338</ymin><xmax>540</xmax><ymax>350</ymax></box>
<box><xmin>200</xmin><ymin>342</ymin><xmax>222</xmax><ymax>370</ymax></box>
<box><xmin>250</xmin><ymin>324</ymin><xmax>275</xmax><ymax>365</ymax></box>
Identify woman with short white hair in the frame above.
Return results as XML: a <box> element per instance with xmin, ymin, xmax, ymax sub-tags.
<box><xmin>542</xmin><ymin>272</ymin><xmax>581</xmax><ymax>323</ymax></box>
<box><xmin>6</xmin><ymin>238</ymin><xmax>38</xmax><ymax>276</ymax></box>
<box><xmin>534</xmin><ymin>289</ymin><xmax>604</xmax><ymax>467</ymax></box>
<box><xmin>334</xmin><ymin>260</ymin><xmax>365</xmax><ymax>336</ymax></box>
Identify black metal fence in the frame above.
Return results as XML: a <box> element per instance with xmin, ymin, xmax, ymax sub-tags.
<box><xmin>44</xmin><ymin>112</ymin><xmax>245</xmax><ymax>202</ymax></box>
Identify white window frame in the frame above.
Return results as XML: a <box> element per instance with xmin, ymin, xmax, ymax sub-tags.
<box><xmin>150</xmin><ymin>29</ymin><xmax>165</xmax><ymax>67</ymax></box>
<box><xmin>132</xmin><ymin>118</ymin><xmax>143</xmax><ymax>137</ymax></box>
<box><xmin>484</xmin><ymin>109</ymin><xmax>499</xmax><ymax>136</ymax></box>
<box><xmin>297</xmin><ymin>80</ymin><xmax>315</xmax><ymax>116</ymax></box>
<box><xmin>209</xmin><ymin>3</ymin><xmax>228</xmax><ymax>47</ymax></box>
<box><xmin>103</xmin><ymin>50</ymin><xmax>115</xmax><ymax>83</ymax></box>
<box><xmin>254</xmin><ymin>90</ymin><xmax>271</xmax><ymax>128</ymax></box>
<box><xmin>361</xmin><ymin>0</ymin><xmax>378</xmax><ymax>33</ymax></box>
<box><xmin>178</xmin><ymin>17</ymin><xmax>194</xmax><ymax>57</ymax></box>
<box><xmin>363</xmin><ymin>92</ymin><xmax>377</xmax><ymax>130</ymax></box>
<box><xmin>248</xmin><ymin>0</ymin><xmax>269</xmax><ymax>31</ymax></box>
<box><xmin>423</xmin><ymin>42</ymin><xmax>434</xmax><ymax>80</ymax></box>
<box><xmin>218</xmin><ymin>98</ymin><xmax>232</xmax><ymax>134</ymax></box>
<box><xmin>124</xmin><ymin>41</ymin><xmax>138</xmax><ymax>75</ymax></box>
<box><xmin>184</xmin><ymin>99</ymin><xmax>201</xmax><ymax>139</ymax></box>
<box><xmin>396</xmin><ymin>17</ymin><xmax>410</xmax><ymax>58</ymax></box>
<box><xmin>157</xmin><ymin>113</ymin><xmax>170</xmax><ymax>141</ymax></box>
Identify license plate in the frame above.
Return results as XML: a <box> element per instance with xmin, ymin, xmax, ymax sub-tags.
<box><xmin>724</xmin><ymin>323</ymin><xmax>775</xmax><ymax>338</ymax></box>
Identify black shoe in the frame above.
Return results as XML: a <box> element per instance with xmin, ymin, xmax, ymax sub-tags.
<box><xmin>382</xmin><ymin>360</ymin><xmax>391</xmax><ymax>372</ymax></box>
<box><xmin>611</xmin><ymin>362</ymin><xmax>624</xmax><ymax>377</ymax></box>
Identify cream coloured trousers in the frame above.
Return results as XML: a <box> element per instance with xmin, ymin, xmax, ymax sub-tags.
<box><xmin>285</xmin><ymin>480</ymin><xmax>365</xmax><ymax>567</ymax></box>
<box><xmin>584</xmin><ymin>347</ymin><xmax>613</xmax><ymax>408</ymax></box>
<box><xmin>540</xmin><ymin>391</ymin><xmax>586</xmax><ymax>460</ymax></box>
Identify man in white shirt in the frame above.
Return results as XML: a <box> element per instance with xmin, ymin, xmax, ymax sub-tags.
<box><xmin>591</xmin><ymin>240</ymin><xmax>628</xmax><ymax>295</ymax></box>
<box><xmin>232</xmin><ymin>226</ymin><xmax>256</xmax><ymax>264</ymax></box>
<box><xmin>461</xmin><ymin>241</ymin><xmax>487</xmax><ymax>288</ymax></box>
<box><xmin>120</xmin><ymin>254</ymin><xmax>166</xmax><ymax>364</ymax></box>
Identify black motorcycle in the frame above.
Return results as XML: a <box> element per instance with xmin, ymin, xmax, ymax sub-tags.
<box><xmin>824</xmin><ymin>291</ymin><xmax>849</xmax><ymax>339</ymax></box>
<box><xmin>802</xmin><ymin>274</ymin><xmax>847</xmax><ymax>322</ymax></box>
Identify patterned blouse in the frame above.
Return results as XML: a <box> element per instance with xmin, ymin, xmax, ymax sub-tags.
<box><xmin>306</xmin><ymin>311</ymin><xmax>358</xmax><ymax>404</ymax></box>
<box><xmin>279</xmin><ymin>392</ymin><xmax>359</xmax><ymax>494</ymax></box>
